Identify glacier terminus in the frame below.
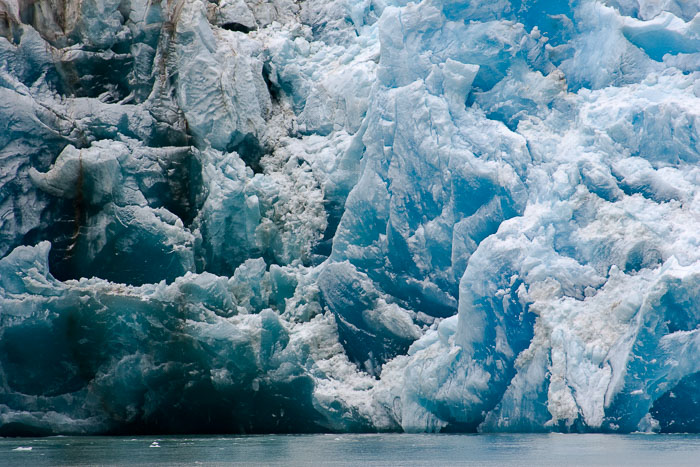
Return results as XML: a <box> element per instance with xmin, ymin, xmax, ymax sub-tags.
<box><xmin>0</xmin><ymin>0</ymin><xmax>699</xmax><ymax>435</ymax></box>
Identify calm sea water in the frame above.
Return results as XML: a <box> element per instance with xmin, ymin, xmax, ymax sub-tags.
<box><xmin>1</xmin><ymin>433</ymin><xmax>699</xmax><ymax>466</ymax></box>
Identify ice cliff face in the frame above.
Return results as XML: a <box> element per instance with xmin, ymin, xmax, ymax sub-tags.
<box><xmin>0</xmin><ymin>0</ymin><xmax>699</xmax><ymax>435</ymax></box>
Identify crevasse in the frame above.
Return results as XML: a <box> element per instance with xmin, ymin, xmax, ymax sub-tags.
<box><xmin>0</xmin><ymin>0</ymin><xmax>699</xmax><ymax>435</ymax></box>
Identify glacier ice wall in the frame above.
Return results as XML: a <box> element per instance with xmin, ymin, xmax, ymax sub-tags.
<box><xmin>0</xmin><ymin>0</ymin><xmax>699</xmax><ymax>434</ymax></box>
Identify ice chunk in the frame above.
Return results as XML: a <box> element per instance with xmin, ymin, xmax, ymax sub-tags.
<box><xmin>319</xmin><ymin>261</ymin><xmax>420</xmax><ymax>375</ymax></box>
<box><xmin>172</xmin><ymin>0</ymin><xmax>270</xmax><ymax>152</ymax></box>
<box><xmin>0</xmin><ymin>242</ymin><xmax>376</xmax><ymax>435</ymax></box>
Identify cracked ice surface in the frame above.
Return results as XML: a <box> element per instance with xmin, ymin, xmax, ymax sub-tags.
<box><xmin>0</xmin><ymin>0</ymin><xmax>699</xmax><ymax>435</ymax></box>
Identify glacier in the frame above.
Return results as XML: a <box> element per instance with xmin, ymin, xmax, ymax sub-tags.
<box><xmin>0</xmin><ymin>0</ymin><xmax>699</xmax><ymax>435</ymax></box>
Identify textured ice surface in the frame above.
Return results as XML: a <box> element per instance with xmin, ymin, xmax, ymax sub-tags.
<box><xmin>1</xmin><ymin>0</ymin><xmax>700</xmax><ymax>434</ymax></box>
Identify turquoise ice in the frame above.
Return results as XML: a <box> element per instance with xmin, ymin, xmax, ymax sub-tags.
<box><xmin>0</xmin><ymin>0</ymin><xmax>699</xmax><ymax>434</ymax></box>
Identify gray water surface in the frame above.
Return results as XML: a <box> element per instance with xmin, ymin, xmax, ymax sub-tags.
<box><xmin>2</xmin><ymin>433</ymin><xmax>700</xmax><ymax>466</ymax></box>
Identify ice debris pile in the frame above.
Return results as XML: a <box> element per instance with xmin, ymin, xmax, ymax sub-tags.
<box><xmin>0</xmin><ymin>0</ymin><xmax>699</xmax><ymax>435</ymax></box>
